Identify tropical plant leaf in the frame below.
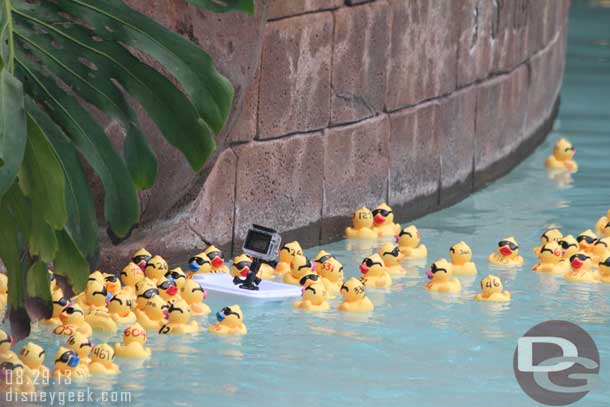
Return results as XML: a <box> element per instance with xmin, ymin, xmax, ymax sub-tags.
<box><xmin>25</xmin><ymin>260</ymin><xmax>53</xmax><ymax>321</ymax></box>
<box><xmin>18</xmin><ymin>63</ymin><xmax>141</xmax><ymax>238</ymax></box>
<box><xmin>0</xmin><ymin>68</ymin><xmax>26</xmax><ymax>198</ymax></box>
<box><xmin>27</xmin><ymin>102</ymin><xmax>98</xmax><ymax>259</ymax></box>
<box><xmin>187</xmin><ymin>0</ymin><xmax>255</xmax><ymax>15</ymax></box>
<box><xmin>13</xmin><ymin>0</ymin><xmax>224</xmax><ymax>171</ymax></box>
<box><xmin>19</xmin><ymin>116</ymin><xmax>67</xmax><ymax>230</ymax></box>
<box><xmin>0</xmin><ymin>195</ymin><xmax>23</xmax><ymax>309</ymax></box>
<box><xmin>54</xmin><ymin>230</ymin><xmax>89</xmax><ymax>293</ymax></box>
<box><xmin>124</xmin><ymin>124</ymin><xmax>158</xmax><ymax>190</ymax></box>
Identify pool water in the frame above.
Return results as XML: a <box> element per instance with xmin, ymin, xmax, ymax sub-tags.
<box><xmin>9</xmin><ymin>2</ymin><xmax>610</xmax><ymax>406</ymax></box>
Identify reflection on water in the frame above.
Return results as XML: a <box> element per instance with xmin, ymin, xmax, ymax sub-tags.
<box><xmin>5</xmin><ymin>2</ymin><xmax>610</xmax><ymax>407</ymax></box>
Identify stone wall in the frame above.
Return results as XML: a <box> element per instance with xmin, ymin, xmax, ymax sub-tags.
<box><xmin>99</xmin><ymin>0</ymin><xmax>570</xmax><ymax>269</ymax></box>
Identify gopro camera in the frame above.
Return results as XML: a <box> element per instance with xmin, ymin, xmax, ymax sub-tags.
<box><xmin>234</xmin><ymin>225</ymin><xmax>282</xmax><ymax>291</ymax></box>
<box><xmin>242</xmin><ymin>225</ymin><xmax>281</xmax><ymax>262</ymax></box>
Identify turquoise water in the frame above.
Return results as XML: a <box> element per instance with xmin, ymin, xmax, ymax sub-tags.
<box><xmin>7</xmin><ymin>2</ymin><xmax>610</xmax><ymax>406</ymax></box>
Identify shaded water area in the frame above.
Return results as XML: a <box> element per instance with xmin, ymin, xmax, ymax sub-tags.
<box><xmin>9</xmin><ymin>2</ymin><xmax>610</xmax><ymax>406</ymax></box>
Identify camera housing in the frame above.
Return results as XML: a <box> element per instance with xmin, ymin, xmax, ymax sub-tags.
<box><xmin>242</xmin><ymin>225</ymin><xmax>281</xmax><ymax>262</ymax></box>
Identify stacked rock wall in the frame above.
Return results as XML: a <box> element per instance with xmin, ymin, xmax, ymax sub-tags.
<box><xmin>99</xmin><ymin>0</ymin><xmax>570</xmax><ymax>268</ymax></box>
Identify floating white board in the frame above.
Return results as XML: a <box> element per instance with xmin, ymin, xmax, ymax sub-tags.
<box><xmin>192</xmin><ymin>273</ymin><xmax>302</xmax><ymax>301</ymax></box>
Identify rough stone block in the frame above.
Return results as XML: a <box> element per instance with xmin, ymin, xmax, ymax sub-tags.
<box><xmin>331</xmin><ymin>1</ymin><xmax>391</xmax><ymax>125</ymax></box>
<box><xmin>190</xmin><ymin>0</ymin><xmax>267</xmax><ymax>147</ymax></box>
<box><xmin>258</xmin><ymin>13</ymin><xmax>333</xmax><ymax>139</ymax></box>
<box><xmin>457</xmin><ymin>0</ymin><xmax>493</xmax><ymax>86</ymax></box>
<box><xmin>389</xmin><ymin>102</ymin><xmax>440</xmax><ymax>220</ymax></box>
<box><xmin>438</xmin><ymin>87</ymin><xmax>476</xmax><ymax>206</ymax></box>
<box><xmin>230</xmin><ymin>64</ymin><xmax>260</xmax><ymax>143</ymax></box>
<box><xmin>99</xmin><ymin>148</ymin><xmax>237</xmax><ymax>269</ymax></box>
<box><xmin>267</xmin><ymin>0</ymin><xmax>342</xmax><ymax>20</ymax></box>
<box><xmin>321</xmin><ymin>115</ymin><xmax>390</xmax><ymax>243</ymax></box>
<box><xmin>386</xmin><ymin>0</ymin><xmax>458</xmax><ymax>111</ymax></box>
<box><xmin>125</xmin><ymin>0</ymin><xmax>188</xmax><ymax>31</ymax></box>
<box><xmin>490</xmin><ymin>0</ymin><xmax>529</xmax><ymax>73</ymax></box>
<box><xmin>232</xmin><ymin>133</ymin><xmax>324</xmax><ymax>250</ymax></box>
<box><xmin>474</xmin><ymin>65</ymin><xmax>528</xmax><ymax>186</ymax></box>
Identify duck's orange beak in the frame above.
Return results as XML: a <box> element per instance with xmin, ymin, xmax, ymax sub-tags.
<box><xmin>571</xmin><ymin>258</ymin><xmax>584</xmax><ymax>269</ymax></box>
<box><xmin>359</xmin><ymin>264</ymin><xmax>369</xmax><ymax>274</ymax></box>
<box><xmin>374</xmin><ymin>214</ymin><xmax>385</xmax><ymax>225</ymax></box>
<box><xmin>240</xmin><ymin>267</ymin><xmax>250</xmax><ymax>277</ymax></box>
<box><xmin>212</xmin><ymin>257</ymin><xmax>224</xmax><ymax>268</ymax></box>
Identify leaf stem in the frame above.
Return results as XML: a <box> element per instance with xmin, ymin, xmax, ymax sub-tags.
<box><xmin>2</xmin><ymin>0</ymin><xmax>14</xmax><ymax>72</ymax></box>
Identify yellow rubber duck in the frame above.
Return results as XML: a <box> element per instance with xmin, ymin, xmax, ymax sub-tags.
<box><xmin>157</xmin><ymin>277</ymin><xmax>179</xmax><ymax>302</ymax></box>
<box><xmin>80</xmin><ymin>279</ymin><xmax>109</xmax><ymax>314</ymax></box>
<box><xmin>165</xmin><ymin>267</ymin><xmax>187</xmax><ymax>290</ymax></box>
<box><xmin>159</xmin><ymin>298</ymin><xmax>199</xmax><ymax>334</ymax></box>
<box><xmin>204</xmin><ymin>245</ymin><xmax>230</xmax><ymax>274</ymax></box>
<box><xmin>87</xmin><ymin>270</ymin><xmax>105</xmax><ymax>285</ymax></box>
<box><xmin>0</xmin><ymin>273</ymin><xmax>7</xmax><ymax>311</ymax></box>
<box><xmin>53</xmin><ymin>304</ymin><xmax>93</xmax><ymax>337</ymax></box>
<box><xmin>338</xmin><ymin>277</ymin><xmax>374</xmax><ymax>312</ymax></box>
<box><xmin>532</xmin><ymin>241</ymin><xmax>570</xmax><ymax>274</ymax></box>
<box><xmin>119</xmin><ymin>262</ymin><xmax>145</xmax><ymax>299</ymax></box>
<box><xmin>545</xmin><ymin>138</ymin><xmax>578</xmax><ymax>172</ymax></box>
<box><xmin>284</xmin><ymin>254</ymin><xmax>314</xmax><ymax>285</ymax></box>
<box><xmin>577</xmin><ymin>230</ymin><xmax>597</xmax><ymax>254</ymax></box>
<box><xmin>379</xmin><ymin>243</ymin><xmax>406</xmax><ymax>276</ymax></box>
<box><xmin>0</xmin><ymin>329</ymin><xmax>17</xmax><ymax>363</ymax></box>
<box><xmin>371</xmin><ymin>203</ymin><xmax>401</xmax><ymax>237</ymax></box>
<box><xmin>145</xmin><ymin>255</ymin><xmax>169</xmax><ymax>283</ymax></box>
<box><xmin>230</xmin><ymin>254</ymin><xmax>273</xmax><ymax>281</ymax></box>
<box><xmin>85</xmin><ymin>308</ymin><xmax>118</xmax><ymax>333</ymax></box>
<box><xmin>104</xmin><ymin>273</ymin><xmax>122</xmax><ymax>297</ymax></box>
<box><xmin>601</xmin><ymin>222</ymin><xmax>610</xmax><ymax>238</ymax></box>
<box><xmin>565</xmin><ymin>254</ymin><xmax>599</xmax><ymax>283</ymax></box>
<box><xmin>594</xmin><ymin>209</ymin><xmax>610</xmax><ymax>235</ymax></box>
<box><xmin>359</xmin><ymin>253</ymin><xmax>392</xmax><ymax>288</ymax></box>
<box><xmin>66</xmin><ymin>332</ymin><xmax>93</xmax><ymax>367</ymax></box>
<box><xmin>187</xmin><ymin>251</ymin><xmax>212</xmax><ymax>277</ymax></box>
<box><xmin>475</xmin><ymin>275</ymin><xmax>510</xmax><ymax>302</ymax></box>
<box><xmin>131</xmin><ymin>248</ymin><xmax>152</xmax><ymax>271</ymax></box>
<box><xmin>424</xmin><ymin>259</ymin><xmax>461</xmax><ymax>293</ymax></box>
<box><xmin>345</xmin><ymin>207</ymin><xmax>377</xmax><ymax>238</ymax></box>
<box><xmin>1</xmin><ymin>353</ymin><xmax>36</xmax><ymax>392</ymax></box>
<box><xmin>89</xmin><ymin>344</ymin><xmax>120</xmax><ymax>375</ymax></box>
<box><xmin>134</xmin><ymin>292</ymin><xmax>168</xmax><ymax>331</ymax></box>
<box><xmin>18</xmin><ymin>342</ymin><xmax>50</xmax><ymax>378</ymax></box>
<box><xmin>592</xmin><ymin>237</ymin><xmax>610</xmax><ymax>264</ymax></box>
<box><xmin>180</xmin><ymin>279</ymin><xmax>210</xmax><ymax>316</ymax></box>
<box><xmin>488</xmin><ymin>237</ymin><xmax>524</xmax><ymax>266</ymax></box>
<box><xmin>313</xmin><ymin>250</ymin><xmax>334</xmax><ymax>271</ymax></box>
<box><xmin>107</xmin><ymin>292</ymin><xmax>136</xmax><ymax>324</ymax></box>
<box><xmin>208</xmin><ymin>305</ymin><xmax>247</xmax><ymax>335</ymax></box>
<box><xmin>293</xmin><ymin>281</ymin><xmax>330</xmax><ymax>311</ymax></box>
<box><xmin>52</xmin><ymin>347</ymin><xmax>88</xmax><ymax>381</ymax></box>
<box><xmin>134</xmin><ymin>278</ymin><xmax>157</xmax><ymax>309</ymax></box>
<box><xmin>533</xmin><ymin>228</ymin><xmax>563</xmax><ymax>256</ymax></box>
<box><xmin>258</xmin><ymin>261</ymin><xmax>277</xmax><ymax>279</ymax></box>
<box><xmin>317</xmin><ymin>257</ymin><xmax>344</xmax><ymax>297</ymax></box>
<box><xmin>559</xmin><ymin>235</ymin><xmax>579</xmax><ymax>261</ymax></box>
<box><xmin>114</xmin><ymin>323</ymin><xmax>151</xmax><ymax>359</ymax></box>
<box><xmin>275</xmin><ymin>241</ymin><xmax>303</xmax><ymax>275</ymax></box>
<box><xmin>397</xmin><ymin>225</ymin><xmax>428</xmax><ymax>259</ymax></box>
<box><xmin>449</xmin><ymin>241</ymin><xmax>478</xmax><ymax>275</ymax></box>
<box><xmin>41</xmin><ymin>290</ymin><xmax>69</xmax><ymax>325</ymax></box>
<box><xmin>598</xmin><ymin>256</ymin><xmax>610</xmax><ymax>283</ymax></box>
